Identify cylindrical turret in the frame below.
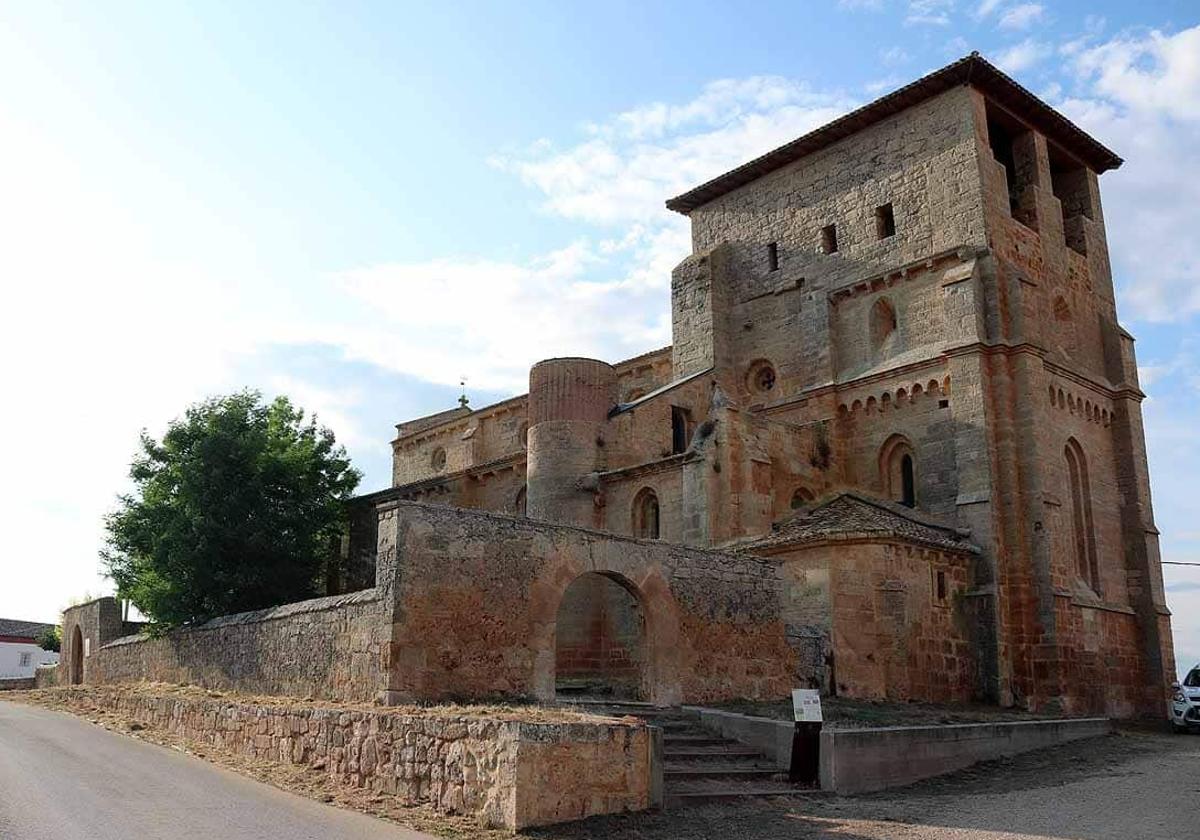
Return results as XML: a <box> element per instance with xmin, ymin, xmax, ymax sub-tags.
<box><xmin>526</xmin><ymin>357</ymin><xmax>617</xmax><ymax>526</ymax></box>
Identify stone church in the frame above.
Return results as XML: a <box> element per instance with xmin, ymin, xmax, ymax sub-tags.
<box><xmin>343</xmin><ymin>53</ymin><xmax>1172</xmax><ymax>718</ymax></box>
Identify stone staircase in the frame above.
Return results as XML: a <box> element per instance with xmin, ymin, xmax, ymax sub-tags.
<box><xmin>562</xmin><ymin>700</ymin><xmax>818</xmax><ymax>807</ymax></box>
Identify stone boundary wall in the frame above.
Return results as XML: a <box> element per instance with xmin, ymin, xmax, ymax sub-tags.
<box><xmin>819</xmin><ymin>717</ymin><xmax>1112</xmax><ymax>793</ymax></box>
<box><xmin>0</xmin><ymin>677</ymin><xmax>36</xmax><ymax>691</ymax></box>
<box><xmin>34</xmin><ymin>664</ymin><xmax>59</xmax><ymax>688</ymax></box>
<box><xmin>79</xmin><ymin>589</ymin><xmax>388</xmax><ymax>702</ymax></box>
<box><xmin>44</xmin><ymin>686</ymin><xmax>654</xmax><ymax>829</ymax></box>
<box><xmin>379</xmin><ymin>501</ymin><xmax>797</xmax><ymax>705</ymax></box>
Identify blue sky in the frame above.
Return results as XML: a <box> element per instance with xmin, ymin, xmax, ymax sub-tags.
<box><xmin>2</xmin><ymin>1</ymin><xmax>1198</xmax><ymax>676</ymax></box>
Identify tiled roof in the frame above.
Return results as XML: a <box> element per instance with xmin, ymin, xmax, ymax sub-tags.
<box><xmin>0</xmin><ymin>618</ymin><xmax>56</xmax><ymax>640</ymax></box>
<box><xmin>667</xmin><ymin>52</ymin><xmax>1122</xmax><ymax>215</ymax></box>
<box><xmin>748</xmin><ymin>492</ymin><xmax>979</xmax><ymax>554</ymax></box>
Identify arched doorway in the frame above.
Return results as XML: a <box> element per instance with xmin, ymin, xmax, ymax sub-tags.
<box><xmin>70</xmin><ymin>625</ymin><xmax>83</xmax><ymax>685</ymax></box>
<box><xmin>554</xmin><ymin>572</ymin><xmax>647</xmax><ymax>700</ymax></box>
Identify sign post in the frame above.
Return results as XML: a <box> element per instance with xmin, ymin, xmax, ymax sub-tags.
<box><xmin>790</xmin><ymin>689</ymin><xmax>823</xmax><ymax>785</ymax></box>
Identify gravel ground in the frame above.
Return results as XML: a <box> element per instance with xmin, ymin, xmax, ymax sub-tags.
<box><xmin>526</xmin><ymin>728</ymin><xmax>1196</xmax><ymax>839</ymax></box>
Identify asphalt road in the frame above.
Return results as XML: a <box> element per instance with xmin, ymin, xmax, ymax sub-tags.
<box><xmin>0</xmin><ymin>701</ymin><xmax>435</xmax><ymax>840</ymax></box>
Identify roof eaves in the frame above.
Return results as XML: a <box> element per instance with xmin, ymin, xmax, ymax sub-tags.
<box><xmin>666</xmin><ymin>53</ymin><xmax>1121</xmax><ymax>216</ymax></box>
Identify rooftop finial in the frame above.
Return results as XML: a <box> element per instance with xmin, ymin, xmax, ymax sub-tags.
<box><xmin>458</xmin><ymin>377</ymin><xmax>469</xmax><ymax>409</ymax></box>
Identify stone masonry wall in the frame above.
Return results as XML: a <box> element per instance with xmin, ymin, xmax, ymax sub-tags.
<box><xmin>377</xmin><ymin>501</ymin><xmax>797</xmax><ymax>706</ymax></box>
<box><xmin>772</xmin><ymin>541</ymin><xmax>975</xmax><ymax>703</ymax></box>
<box><xmin>76</xmin><ymin>590</ymin><xmax>388</xmax><ymax>703</ymax></box>
<box><xmin>45</xmin><ymin>686</ymin><xmax>652</xmax><ymax>830</ymax></box>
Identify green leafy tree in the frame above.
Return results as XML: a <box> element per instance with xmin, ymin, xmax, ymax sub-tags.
<box><xmin>36</xmin><ymin>626</ymin><xmax>61</xmax><ymax>652</ymax></box>
<box><xmin>102</xmin><ymin>391</ymin><xmax>361</xmax><ymax>629</ymax></box>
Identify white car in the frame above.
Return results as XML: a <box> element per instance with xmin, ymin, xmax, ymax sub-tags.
<box><xmin>1171</xmin><ymin>665</ymin><xmax>1200</xmax><ymax>731</ymax></box>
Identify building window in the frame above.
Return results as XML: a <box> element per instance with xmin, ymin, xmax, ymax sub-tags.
<box><xmin>633</xmin><ymin>488</ymin><xmax>660</xmax><ymax>540</ymax></box>
<box><xmin>671</xmin><ymin>406</ymin><xmax>691</xmax><ymax>455</ymax></box>
<box><xmin>986</xmin><ymin>102</ymin><xmax>1038</xmax><ymax>230</ymax></box>
<box><xmin>514</xmin><ymin>486</ymin><xmax>527</xmax><ymax>517</ymax></box>
<box><xmin>1050</xmin><ymin>147</ymin><xmax>1092</xmax><ymax>255</ymax></box>
<box><xmin>870</xmin><ymin>297</ymin><xmax>898</xmax><ymax>354</ymax></box>
<box><xmin>747</xmin><ymin>360</ymin><xmax>777</xmax><ymax>395</ymax></box>
<box><xmin>880</xmin><ymin>435</ymin><xmax>917</xmax><ymax>508</ymax></box>
<box><xmin>820</xmin><ymin>224</ymin><xmax>838</xmax><ymax>254</ymax></box>
<box><xmin>767</xmin><ymin>242</ymin><xmax>779</xmax><ymax>272</ymax></box>
<box><xmin>790</xmin><ymin>487</ymin><xmax>815</xmax><ymax>509</ymax></box>
<box><xmin>934</xmin><ymin>569</ymin><xmax>947</xmax><ymax>604</ymax></box>
<box><xmin>1065</xmin><ymin>438</ymin><xmax>1100</xmax><ymax>593</ymax></box>
<box><xmin>875</xmin><ymin>203</ymin><xmax>896</xmax><ymax>239</ymax></box>
<box><xmin>431</xmin><ymin>447</ymin><xmax>447</xmax><ymax>472</ymax></box>
<box><xmin>19</xmin><ymin>652</ymin><xmax>31</xmax><ymax>667</ymax></box>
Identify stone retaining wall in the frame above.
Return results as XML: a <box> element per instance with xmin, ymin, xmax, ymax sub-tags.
<box><xmin>46</xmin><ymin>686</ymin><xmax>655</xmax><ymax>829</ymax></box>
<box><xmin>0</xmin><ymin>677</ymin><xmax>36</xmax><ymax>691</ymax></box>
<box><xmin>820</xmin><ymin>717</ymin><xmax>1113</xmax><ymax>793</ymax></box>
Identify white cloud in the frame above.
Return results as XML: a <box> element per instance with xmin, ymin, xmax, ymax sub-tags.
<box><xmin>974</xmin><ymin>0</ymin><xmax>1003</xmax><ymax>17</ymax></box>
<box><xmin>998</xmin><ymin>3</ymin><xmax>1044</xmax><ymax>29</ymax></box>
<box><xmin>838</xmin><ymin>0</ymin><xmax>885</xmax><ymax>9</ymax></box>
<box><xmin>331</xmin><ymin>235</ymin><xmax>681</xmax><ymax>393</ymax></box>
<box><xmin>866</xmin><ymin>76</ymin><xmax>903</xmax><ymax>95</ymax></box>
<box><xmin>906</xmin><ymin>0</ymin><xmax>954</xmax><ymax>26</ymax></box>
<box><xmin>1071</xmin><ymin>26</ymin><xmax>1200</xmax><ymax>121</ymax></box>
<box><xmin>493</xmin><ymin>78</ymin><xmax>852</xmax><ymax>226</ymax></box>
<box><xmin>993</xmin><ymin>39</ymin><xmax>1052</xmax><ymax>73</ymax></box>
<box><xmin>880</xmin><ymin>46</ymin><xmax>910</xmax><ymax>66</ymax></box>
<box><xmin>1058</xmin><ymin>25</ymin><xmax>1200</xmax><ymax>320</ymax></box>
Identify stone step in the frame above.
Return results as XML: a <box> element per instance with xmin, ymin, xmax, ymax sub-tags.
<box><xmin>665</xmin><ymin>786</ymin><xmax>828</xmax><ymax>808</ymax></box>
<box><xmin>664</xmin><ymin>733</ymin><xmax>730</xmax><ymax>746</ymax></box>
<box><xmin>664</xmin><ymin>764</ymin><xmax>783</xmax><ymax>779</ymax></box>
<box><xmin>664</xmin><ymin>744</ymin><xmax>762</xmax><ymax>758</ymax></box>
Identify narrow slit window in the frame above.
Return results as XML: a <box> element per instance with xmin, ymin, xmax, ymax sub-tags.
<box><xmin>671</xmin><ymin>406</ymin><xmax>691</xmax><ymax>455</ymax></box>
<box><xmin>935</xmin><ymin>570</ymin><xmax>947</xmax><ymax>603</ymax></box>
<box><xmin>767</xmin><ymin>242</ymin><xmax>779</xmax><ymax>272</ymax></box>
<box><xmin>900</xmin><ymin>453</ymin><xmax>915</xmax><ymax>508</ymax></box>
<box><xmin>820</xmin><ymin>224</ymin><xmax>838</xmax><ymax>254</ymax></box>
<box><xmin>875</xmin><ymin>203</ymin><xmax>896</xmax><ymax>239</ymax></box>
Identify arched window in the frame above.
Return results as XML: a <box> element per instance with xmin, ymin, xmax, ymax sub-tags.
<box><xmin>633</xmin><ymin>488</ymin><xmax>660</xmax><ymax>540</ymax></box>
<box><xmin>671</xmin><ymin>406</ymin><xmax>691</xmax><ymax>455</ymax></box>
<box><xmin>870</xmin><ymin>297</ymin><xmax>898</xmax><ymax>355</ymax></box>
<box><xmin>431</xmin><ymin>447</ymin><xmax>447</xmax><ymax>472</ymax></box>
<box><xmin>1064</xmin><ymin>438</ymin><xmax>1099</xmax><ymax>592</ymax></box>
<box><xmin>880</xmin><ymin>435</ymin><xmax>917</xmax><ymax>508</ymax></box>
<box><xmin>514</xmin><ymin>486</ymin><xmax>527</xmax><ymax>517</ymax></box>
<box><xmin>790</xmin><ymin>487</ymin><xmax>816</xmax><ymax>509</ymax></box>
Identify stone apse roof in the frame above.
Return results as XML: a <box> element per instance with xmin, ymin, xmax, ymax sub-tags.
<box><xmin>0</xmin><ymin>618</ymin><xmax>55</xmax><ymax>641</ymax></box>
<box><xmin>666</xmin><ymin>52</ymin><xmax>1123</xmax><ymax>215</ymax></box>
<box><xmin>747</xmin><ymin>493</ymin><xmax>980</xmax><ymax>555</ymax></box>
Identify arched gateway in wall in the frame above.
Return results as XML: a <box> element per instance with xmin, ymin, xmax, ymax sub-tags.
<box><xmin>529</xmin><ymin>561</ymin><xmax>683</xmax><ymax>706</ymax></box>
<box><xmin>554</xmin><ymin>572</ymin><xmax>647</xmax><ymax>699</ymax></box>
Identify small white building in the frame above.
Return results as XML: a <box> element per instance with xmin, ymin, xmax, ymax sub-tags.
<box><xmin>0</xmin><ymin>618</ymin><xmax>59</xmax><ymax>679</ymax></box>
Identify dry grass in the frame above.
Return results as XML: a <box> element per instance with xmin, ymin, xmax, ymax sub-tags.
<box><xmin>13</xmin><ymin>682</ymin><xmax>624</xmax><ymax>725</ymax></box>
